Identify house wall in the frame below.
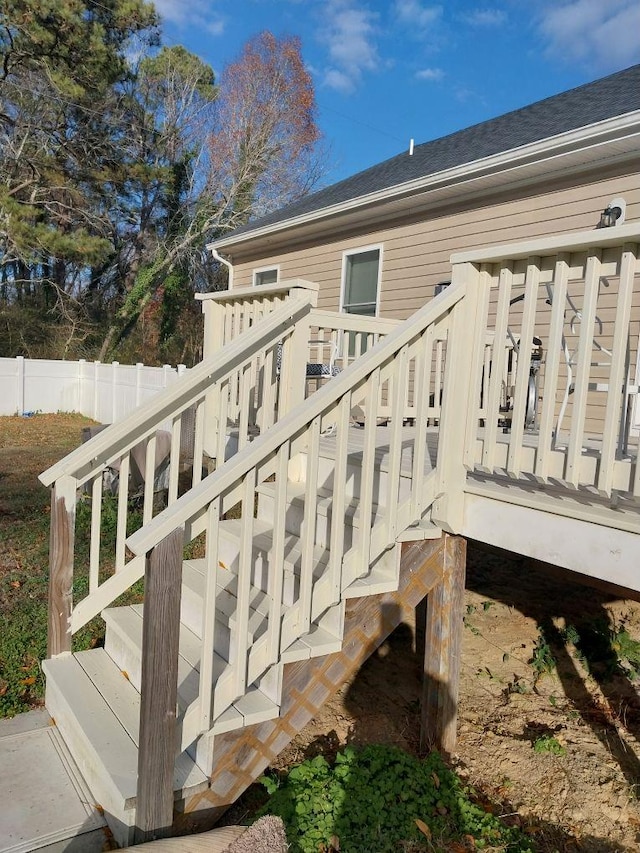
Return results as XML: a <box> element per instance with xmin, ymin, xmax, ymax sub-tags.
<box><xmin>229</xmin><ymin>163</ymin><xmax>640</xmax><ymax>441</ymax></box>
<box><xmin>230</xmin><ymin>165</ymin><xmax>639</xmax><ymax>319</ymax></box>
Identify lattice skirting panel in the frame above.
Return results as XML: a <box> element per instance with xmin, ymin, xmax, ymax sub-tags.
<box><xmin>175</xmin><ymin>536</ymin><xmax>447</xmax><ymax>829</ymax></box>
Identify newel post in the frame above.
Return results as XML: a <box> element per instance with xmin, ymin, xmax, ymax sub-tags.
<box><xmin>135</xmin><ymin>526</ymin><xmax>184</xmax><ymax>843</ymax></box>
<box><xmin>431</xmin><ymin>261</ymin><xmax>489</xmax><ymax>532</ymax></box>
<box><xmin>200</xmin><ymin>298</ymin><xmax>225</xmax><ymax>461</ymax></box>
<box><xmin>47</xmin><ymin>475</ymin><xmax>77</xmax><ymax>657</ymax></box>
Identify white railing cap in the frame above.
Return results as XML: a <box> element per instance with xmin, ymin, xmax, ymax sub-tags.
<box><xmin>450</xmin><ymin>221</ymin><xmax>640</xmax><ymax>266</ymax></box>
<box><xmin>196</xmin><ymin>279</ymin><xmax>319</xmax><ymax>303</ymax></box>
<box><xmin>39</xmin><ymin>298</ymin><xmax>314</xmax><ymax>487</ymax></box>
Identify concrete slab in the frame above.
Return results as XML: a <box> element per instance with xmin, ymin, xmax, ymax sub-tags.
<box><xmin>0</xmin><ymin>711</ymin><xmax>107</xmax><ymax>853</ymax></box>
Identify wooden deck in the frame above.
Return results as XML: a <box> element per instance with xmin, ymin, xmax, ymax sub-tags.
<box><xmin>316</xmin><ymin>423</ymin><xmax>640</xmax><ymax>591</ymax></box>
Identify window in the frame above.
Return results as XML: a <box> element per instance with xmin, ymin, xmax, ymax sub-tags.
<box><xmin>340</xmin><ymin>247</ymin><xmax>382</xmax><ymax>316</ymax></box>
<box><xmin>253</xmin><ymin>266</ymin><xmax>279</xmax><ymax>286</ymax></box>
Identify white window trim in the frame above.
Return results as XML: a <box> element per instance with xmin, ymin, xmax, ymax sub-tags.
<box><xmin>339</xmin><ymin>244</ymin><xmax>383</xmax><ymax>317</ymax></box>
<box><xmin>253</xmin><ymin>265</ymin><xmax>280</xmax><ymax>287</ymax></box>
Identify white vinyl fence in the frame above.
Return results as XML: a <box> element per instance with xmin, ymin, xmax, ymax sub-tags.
<box><xmin>0</xmin><ymin>357</ymin><xmax>188</xmax><ymax>422</ymax></box>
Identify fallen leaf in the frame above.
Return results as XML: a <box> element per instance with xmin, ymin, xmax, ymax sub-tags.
<box><xmin>10</xmin><ymin>580</ymin><xmax>21</xmax><ymax>588</ymax></box>
<box><xmin>431</xmin><ymin>772</ymin><xmax>440</xmax><ymax>788</ymax></box>
<box><xmin>21</xmin><ymin>676</ymin><xmax>36</xmax><ymax>686</ymax></box>
<box><xmin>121</xmin><ymin>671</ymin><xmax>130</xmax><ymax>681</ymax></box>
<box><xmin>415</xmin><ymin>819</ymin><xmax>431</xmax><ymax>840</ymax></box>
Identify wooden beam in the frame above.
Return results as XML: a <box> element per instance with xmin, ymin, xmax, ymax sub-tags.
<box><xmin>47</xmin><ymin>476</ymin><xmax>76</xmax><ymax>657</ymax></box>
<box><xmin>135</xmin><ymin>527</ymin><xmax>184</xmax><ymax>843</ymax></box>
<box><xmin>420</xmin><ymin>533</ymin><xmax>466</xmax><ymax>757</ymax></box>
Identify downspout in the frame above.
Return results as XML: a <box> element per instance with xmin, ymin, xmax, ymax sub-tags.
<box><xmin>210</xmin><ymin>247</ymin><xmax>235</xmax><ymax>290</ymax></box>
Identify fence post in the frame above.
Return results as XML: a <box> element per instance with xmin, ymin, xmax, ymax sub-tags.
<box><xmin>136</xmin><ymin>362</ymin><xmax>143</xmax><ymax>407</ymax></box>
<box><xmin>93</xmin><ymin>361</ymin><xmax>100</xmax><ymax>421</ymax></box>
<box><xmin>111</xmin><ymin>361</ymin><xmax>119</xmax><ymax>423</ymax></box>
<box><xmin>77</xmin><ymin>359</ymin><xmax>85</xmax><ymax>415</ymax></box>
<box><xmin>16</xmin><ymin>355</ymin><xmax>25</xmax><ymax>415</ymax></box>
<box><xmin>162</xmin><ymin>364</ymin><xmax>172</xmax><ymax>388</ymax></box>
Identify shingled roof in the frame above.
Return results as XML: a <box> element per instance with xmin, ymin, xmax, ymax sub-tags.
<box><xmin>221</xmin><ymin>64</ymin><xmax>640</xmax><ymax>242</ymax></box>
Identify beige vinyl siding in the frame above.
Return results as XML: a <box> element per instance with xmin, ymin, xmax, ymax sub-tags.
<box><xmin>233</xmin><ymin>167</ymin><xmax>639</xmax><ymax>323</ymax></box>
<box><xmin>231</xmin><ymin>165</ymin><xmax>639</xmax><ymax>444</ymax></box>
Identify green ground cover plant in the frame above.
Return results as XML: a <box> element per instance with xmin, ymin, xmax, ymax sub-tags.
<box><xmin>0</xmin><ymin>413</ymin><xmax>145</xmax><ymax>716</ymax></box>
<box><xmin>0</xmin><ymin>414</ymin><xmax>94</xmax><ymax>715</ymax></box>
<box><xmin>259</xmin><ymin>744</ymin><xmax>534</xmax><ymax>853</ymax></box>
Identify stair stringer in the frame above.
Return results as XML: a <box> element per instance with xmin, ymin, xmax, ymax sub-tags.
<box><xmin>174</xmin><ymin>537</ymin><xmax>446</xmax><ymax>830</ymax></box>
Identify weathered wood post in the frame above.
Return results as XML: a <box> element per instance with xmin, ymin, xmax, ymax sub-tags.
<box><xmin>48</xmin><ymin>475</ymin><xmax>77</xmax><ymax>657</ymax></box>
<box><xmin>135</xmin><ymin>526</ymin><xmax>184</xmax><ymax>843</ymax></box>
<box><xmin>420</xmin><ymin>533</ymin><xmax>466</xmax><ymax>756</ymax></box>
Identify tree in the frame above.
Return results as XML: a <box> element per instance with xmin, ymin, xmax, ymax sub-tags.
<box><xmin>97</xmin><ymin>31</ymin><xmax>325</xmax><ymax>362</ymax></box>
<box><xmin>207</xmin><ymin>31</ymin><xmax>324</xmax><ymax>227</ymax></box>
<box><xmin>0</xmin><ymin>18</ymin><xmax>325</xmax><ymax>364</ymax></box>
<box><xmin>0</xmin><ymin>0</ymin><xmax>160</xmax><ymax>356</ymax></box>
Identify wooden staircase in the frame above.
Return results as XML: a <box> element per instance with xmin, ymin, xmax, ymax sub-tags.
<box><xmin>42</xmin><ymin>432</ymin><xmax>446</xmax><ymax>847</ymax></box>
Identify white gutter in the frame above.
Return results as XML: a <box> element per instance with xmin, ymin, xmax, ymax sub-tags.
<box><xmin>210</xmin><ymin>247</ymin><xmax>234</xmax><ymax>289</ymax></box>
<box><xmin>207</xmin><ymin>111</ymin><xmax>640</xmax><ymax>252</ymax></box>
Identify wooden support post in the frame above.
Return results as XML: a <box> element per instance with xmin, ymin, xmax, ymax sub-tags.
<box><xmin>135</xmin><ymin>526</ymin><xmax>184</xmax><ymax>843</ymax></box>
<box><xmin>48</xmin><ymin>476</ymin><xmax>76</xmax><ymax>657</ymax></box>
<box><xmin>420</xmin><ymin>533</ymin><xmax>466</xmax><ymax>757</ymax></box>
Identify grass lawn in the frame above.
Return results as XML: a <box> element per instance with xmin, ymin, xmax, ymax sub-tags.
<box><xmin>0</xmin><ymin>413</ymin><xmax>95</xmax><ymax>716</ymax></box>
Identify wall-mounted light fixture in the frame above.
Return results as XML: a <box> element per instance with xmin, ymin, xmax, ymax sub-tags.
<box><xmin>597</xmin><ymin>196</ymin><xmax>627</xmax><ymax>228</ymax></box>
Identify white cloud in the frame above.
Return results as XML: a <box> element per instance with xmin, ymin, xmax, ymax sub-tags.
<box><xmin>319</xmin><ymin>0</ymin><xmax>379</xmax><ymax>93</ymax></box>
<box><xmin>153</xmin><ymin>0</ymin><xmax>225</xmax><ymax>37</ymax></box>
<box><xmin>538</xmin><ymin>0</ymin><xmax>640</xmax><ymax>69</ymax></box>
<box><xmin>415</xmin><ymin>67</ymin><xmax>444</xmax><ymax>81</ymax></box>
<box><xmin>323</xmin><ymin>68</ymin><xmax>355</xmax><ymax>93</ymax></box>
<box><xmin>394</xmin><ymin>0</ymin><xmax>442</xmax><ymax>31</ymax></box>
<box><xmin>459</xmin><ymin>8</ymin><xmax>506</xmax><ymax>27</ymax></box>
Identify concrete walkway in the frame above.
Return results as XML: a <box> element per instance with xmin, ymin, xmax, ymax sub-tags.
<box><xmin>0</xmin><ymin>709</ymin><xmax>108</xmax><ymax>852</ymax></box>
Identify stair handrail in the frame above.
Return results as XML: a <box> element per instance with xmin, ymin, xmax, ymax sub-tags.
<box><xmin>40</xmin><ymin>297</ymin><xmax>314</xmax><ymax>488</ymax></box>
<box><xmin>43</xmin><ymin>296</ymin><xmax>316</xmax><ymax>656</ymax></box>
<box><xmin>126</xmin><ymin>281</ymin><xmax>466</xmax><ymax>557</ymax></box>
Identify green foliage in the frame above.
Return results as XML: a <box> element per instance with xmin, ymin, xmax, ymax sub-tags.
<box><xmin>561</xmin><ymin>619</ymin><xmax>640</xmax><ymax>680</ymax></box>
<box><xmin>533</xmin><ymin>736</ymin><xmax>566</xmax><ymax>757</ymax></box>
<box><xmin>258</xmin><ymin>745</ymin><xmax>533</xmax><ymax>853</ymax></box>
<box><xmin>529</xmin><ymin>630</ymin><xmax>555</xmax><ymax>679</ymax></box>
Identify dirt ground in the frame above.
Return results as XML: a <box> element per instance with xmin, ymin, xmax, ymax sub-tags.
<box><xmin>267</xmin><ymin>544</ymin><xmax>640</xmax><ymax>852</ymax></box>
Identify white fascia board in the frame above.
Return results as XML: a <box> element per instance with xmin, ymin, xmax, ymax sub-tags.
<box><xmin>207</xmin><ymin>111</ymin><xmax>640</xmax><ymax>253</ymax></box>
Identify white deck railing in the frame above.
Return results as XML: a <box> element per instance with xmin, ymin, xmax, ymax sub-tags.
<box><xmin>40</xmin><ymin>296</ymin><xmax>315</xmax><ymax>654</ymax></box>
<box><xmin>452</xmin><ymin>222</ymin><xmax>640</xmax><ymax>501</ymax></box>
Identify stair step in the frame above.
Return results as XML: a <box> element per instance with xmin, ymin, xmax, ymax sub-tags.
<box><xmin>43</xmin><ymin>650</ymin><xmax>208</xmax><ymax>848</ymax></box>
<box><xmin>281</xmin><ymin>623</ymin><xmax>343</xmax><ymax>663</ymax></box>
<box><xmin>397</xmin><ymin>520</ymin><xmax>442</xmax><ymax>542</ymax></box>
<box><xmin>257</xmin><ymin>481</ymin><xmax>384</xmax><ymax>549</ymax></box>
<box><xmin>182</xmin><ymin>557</ymin><xmax>273</xmax><ymax>641</ymax></box>
<box><xmin>102</xmin><ymin>605</ymin><xmax>230</xmax><ymax>711</ymax></box>
<box><xmin>220</xmin><ymin>518</ymin><xmax>330</xmax><ymax>606</ymax></box>
<box><xmin>342</xmin><ymin>545</ymin><xmax>401</xmax><ymax>598</ymax></box>
<box><xmin>211</xmin><ymin>687</ymin><xmax>280</xmax><ymax>734</ymax></box>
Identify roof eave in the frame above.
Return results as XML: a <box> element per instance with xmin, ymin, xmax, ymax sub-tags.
<box><xmin>207</xmin><ymin>110</ymin><xmax>640</xmax><ymax>254</ymax></box>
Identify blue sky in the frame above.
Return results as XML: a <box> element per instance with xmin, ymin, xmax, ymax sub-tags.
<box><xmin>154</xmin><ymin>0</ymin><xmax>640</xmax><ymax>184</ymax></box>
